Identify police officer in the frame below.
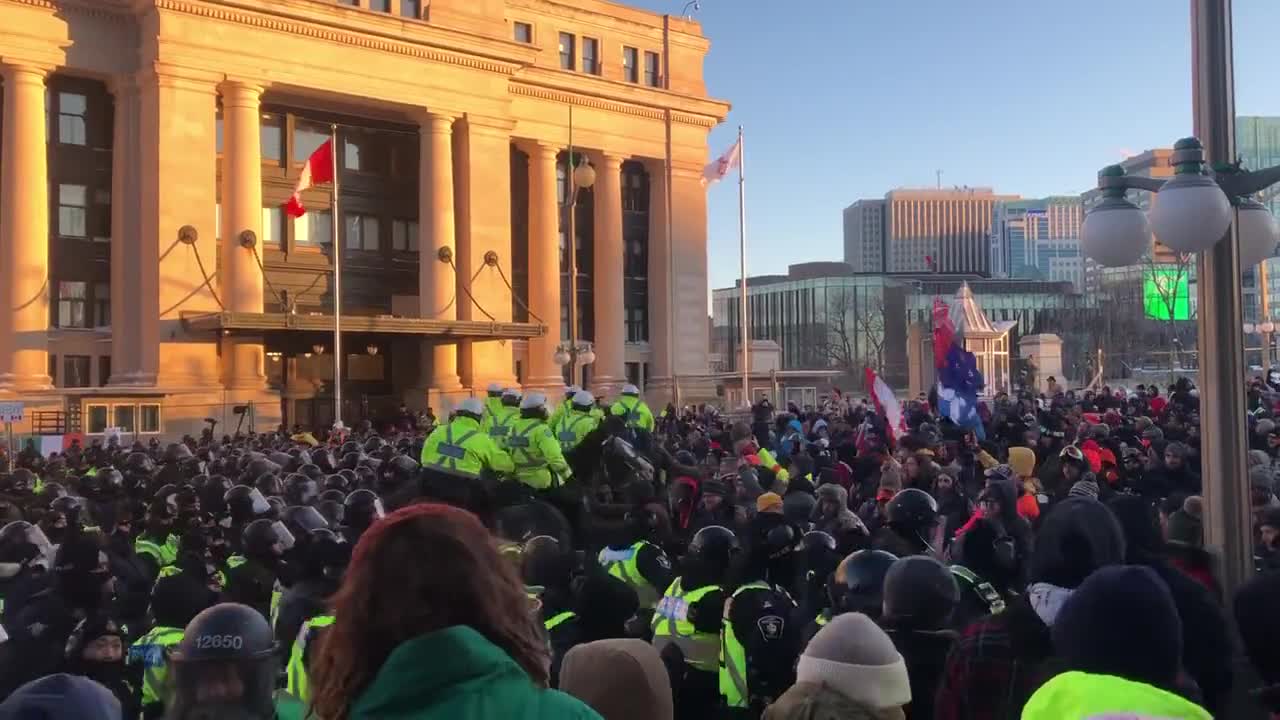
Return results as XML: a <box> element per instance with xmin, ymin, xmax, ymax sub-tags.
<box><xmin>339</xmin><ymin>489</ymin><xmax>384</xmax><ymax>545</ymax></box>
<box><xmin>484</xmin><ymin>388</ymin><xmax>523</xmax><ymax>443</ymax></box>
<box><xmin>947</xmin><ymin>517</ymin><xmax>1013</xmax><ymax>629</ymax></box>
<box><xmin>554</xmin><ymin>390</ymin><xmax>601</xmax><ymax>454</ymax></box>
<box><xmin>166</xmin><ymin>602</ymin><xmax>290</xmax><ymax>720</ymax></box>
<box><xmin>483</xmin><ymin>382</ymin><xmax>506</xmax><ymax>421</ymax></box>
<box><xmin>652</xmin><ymin>525</ymin><xmax>737</xmax><ymax>720</ymax></box>
<box><xmin>610</xmin><ymin>384</ymin><xmax>655</xmax><ymax>433</ymax></box>
<box><xmin>128</xmin><ymin>561</ymin><xmax>218</xmax><ymax>720</ymax></box>
<box><xmin>135</xmin><ymin>498</ymin><xmax>180</xmax><ymax>580</ymax></box>
<box><xmin>506</xmin><ymin>393</ymin><xmax>571</xmax><ymax>492</ymax></box>
<box><xmin>873</xmin><ymin>487</ymin><xmax>942</xmax><ymax>557</ymax></box>
<box><xmin>420</xmin><ymin>398</ymin><xmax>514</xmax><ymax>478</ymax></box>
<box><xmin>821</xmin><ymin>548</ymin><xmax>898</xmax><ymax>638</ymax></box>
<box><xmin>720</xmin><ymin>521</ymin><xmax>802</xmax><ymax>717</ymax></box>
<box><xmin>281</xmin><ymin>529</ymin><xmax>349</xmax><ymax>704</ymax></box>
<box><xmin>0</xmin><ymin>521</ymin><xmax>52</xmax><ymax>622</ymax></box>
<box><xmin>597</xmin><ymin>505</ymin><xmax>674</xmax><ymax>612</ymax></box>
<box><xmin>797</xmin><ymin>530</ymin><xmax>841</xmax><ymax>636</ymax></box>
<box><xmin>225</xmin><ymin>518</ymin><xmax>293</xmax><ymax>621</ymax></box>
<box><xmin>548</xmin><ymin>384</ymin><xmax>581</xmax><ymax>426</ymax></box>
<box><xmin>880</xmin><ymin>555</ymin><xmax>961</xmax><ymax>720</ymax></box>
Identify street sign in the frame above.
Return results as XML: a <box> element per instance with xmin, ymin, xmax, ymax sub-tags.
<box><xmin>0</xmin><ymin>402</ymin><xmax>24</xmax><ymax>423</ymax></box>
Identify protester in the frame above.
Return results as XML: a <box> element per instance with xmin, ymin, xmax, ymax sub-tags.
<box><xmin>560</xmin><ymin>639</ymin><xmax>674</xmax><ymax>720</ymax></box>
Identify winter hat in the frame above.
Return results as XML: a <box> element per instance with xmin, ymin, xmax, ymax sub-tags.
<box><xmin>0</xmin><ymin>673</ymin><xmax>122</xmax><ymax>720</ymax></box>
<box><xmin>795</xmin><ymin>613</ymin><xmax>911</xmax><ymax>711</ymax></box>
<box><xmin>1051</xmin><ymin>565</ymin><xmax>1182</xmax><ymax>691</ymax></box>
<box><xmin>560</xmin><ymin>639</ymin><xmax>674</xmax><ymax>720</ymax></box>
<box><xmin>1166</xmin><ymin>507</ymin><xmax>1204</xmax><ymax>549</ymax></box>
<box><xmin>1028</xmin><ymin>497</ymin><xmax>1126</xmax><ymax>589</ymax></box>
<box><xmin>757</xmin><ymin>492</ymin><xmax>784</xmax><ymax>514</ymax></box>
<box><xmin>783</xmin><ymin>492</ymin><xmax>817</xmax><ymax>527</ymax></box>
<box><xmin>764</xmin><ymin>682</ymin><xmax>905</xmax><ymax>720</ymax></box>
<box><xmin>1249</xmin><ymin>449</ymin><xmax>1272</xmax><ymax>468</ymax></box>
<box><xmin>1067</xmin><ymin>479</ymin><xmax>1100</xmax><ymax>500</ymax></box>
<box><xmin>1257</xmin><ymin>419</ymin><xmax>1277</xmax><ymax>437</ymax></box>
<box><xmin>1008</xmin><ymin>446</ymin><xmax>1036</xmax><ymax>479</ymax></box>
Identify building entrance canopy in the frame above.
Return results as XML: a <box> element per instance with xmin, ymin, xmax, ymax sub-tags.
<box><xmin>180</xmin><ymin>311</ymin><xmax>543</xmax><ymax>341</ymax></box>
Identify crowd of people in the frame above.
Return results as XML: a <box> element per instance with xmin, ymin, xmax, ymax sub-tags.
<box><xmin>1</xmin><ymin>375</ymin><xmax>1280</xmax><ymax>719</ymax></box>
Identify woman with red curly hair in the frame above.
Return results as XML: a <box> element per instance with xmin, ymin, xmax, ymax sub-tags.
<box><xmin>308</xmin><ymin>503</ymin><xmax>601</xmax><ymax>720</ymax></box>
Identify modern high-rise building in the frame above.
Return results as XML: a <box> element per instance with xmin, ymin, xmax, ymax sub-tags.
<box><xmin>883</xmin><ymin>188</ymin><xmax>1017</xmax><ymax>275</ymax></box>
<box><xmin>990</xmin><ymin>197</ymin><xmax>1085</xmax><ymax>292</ymax></box>
<box><xmin>1236</xmin><ymin>117</ymin><xmax>1280</xmax><ymax>325</ymax></box>
<box><xmin>843</xmin><ymin>200</ymin><xmax>887</xmax><ymax>273</ymax></box>
<box><xmin>0</xmin><ymin>0</ymin><xmax>728</xmax><ymax>438</ymax></box>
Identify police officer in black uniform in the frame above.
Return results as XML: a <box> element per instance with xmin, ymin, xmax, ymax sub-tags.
<box><xmin>339</xmin><ymin>489</ymin><xmax>384</xmax><ymax>545</ymax></box>
<box><xmin>165</xmin><ymin>602</ymin><xmax>286</xmax><ymax>720</ymax></box>
<box><xmin>880</xmin><ymin>555</ymin><xmax>961</xmax><ymax>720</ymax></box>
<box><xmin>807</xmin><ymin>548</ymin><xmax>897</xmax><ymax>644</ymax></box>
<box><xmin>872</xmin><ymin>488</ymin><xmax>942</xmax><ymax>558</ymax></box>
<box><xmin>225</xmin><ymin>519</ymin><xmax>293</xmax><ymax>620</ymax></box>
<box><xmin>947</xmin><ymin>517</ymin><xmax>1015</xmax><ymax>630</ymax></box>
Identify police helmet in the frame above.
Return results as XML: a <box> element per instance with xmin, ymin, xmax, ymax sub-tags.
<box><xmin>759</xmin><ymin>521</ymin><xmax>802</xmax><ymax>561</ymax></box>
<box><xmin>501</xmin><ymin>388</ymin><xmax>523</xmax><ymax>406</ymax></box>
<box><xmin>280</xmin><ymin>505</ymin><xmax>330</xmax><ymax>537</ymax></box>
<box><xmin>802</xmin><ymin>530</ymin><xmax>838</xmax><ymax>554</ymax></box>
<box><xmin>621</xmin><ymin>384</ymin><xmax>640</xmax><ymax>397</ymax></box>
<box><xmin>317</xmin><ymin>499</ymin><xmax>344</xmax><ymax>528</ymax></box>
<box><xmin>0</xmin><ymin>521</ymin><xmax>52</xmax><ymax>569</ymax></box>
<box><xmin>50</xmin><ymin>495</ymin><xmax>86</xmax><ymax>527</ymax></box>
<box><xmin>319</xmin><ymin>488</ymin><xmax>346</xmax><ymax>505</ymax></box>
<box><xmin>831</xmin><ymin>549</ymin><xmax>898</xmax><ymax>617</ymax></box>
<box><xmin>298</xmin><ymin>463</ymin><xmax>324</xmax><ymax>481</ymax></box>
<box><xmin>457</xmin><ymin>397</ymin><xmax>485</xmax><ymax>419</ymax></box>
<box><xmin>386</xmin><ymin>455</ymin><xmax>419</xmax><ymax>486</ymax></box>
<box><xmin>124</xmin><ymin>452</ymin><xmax>156</xmax><ymax>476</ymax></box>
<box><xmin>363</xmin><ymin>436</ymin><xmax>385</xmax><ymax>455</ymax></box>
<box><xmin>886</xmin><ymin>488</ymin><xmax>940</xmax><ymax>532</ymax></box>
<box><xmin>242</xmin><ymin>518</ymin><xmax>294</xmax><ymax>558</ymax></box>
<box><xmin>486</xmin><ymin>382</ymin><xmax>504</xmax><ymax>397</ymax></box>
<box><xmin>283</xmin><ymin>474</ymin><xmax>320</xmax><ymax>507</ymax></box>
<box><xmin>688</xmin><ymin>525</ymin><xmax>741</xmax><ymax>570</ymax></box>
<box><xmin>521</xmin><ymin>535</ymin><xmax>570</xmax><ymax>589</ymax></box>
<box><xmin>168</xmin><ymin>603</ymin><xmax>278</xmax><ymax>719</ymax></box>
<box><xmin>164</xmin><ymin>442</ymin><xmax>195</xmax><ymax>465</ymax></box>
<box><xmin>882</xmin><ymin>555</ymin><xmax>960</xmax><ymax>628</ymax></box>
<box><xmin>565</xmin><ymin>384</ymin><xmax>582</xmax><ymax>398</ymax></box>
<box><xmin>572</xmin><ymin>390</ymin><xmax>596</xmax><ymax>411</ymax></box>
<box><xmin>224</xmin><ymin>485</ymin><xmax>272</xmax><ymax>525</ymax></box>
<box><xmin>9</xmin><ymin>468</ymin><xmax>36</xmax><ymax>493</ymax></box>
<box><xmin>97</xmin><ymin>467</ymin><xmax>124</xmax><ymax>490</ymax></box>
<box><xmin>305</xmin><ymin>528</ymin><xmax>350</xmax><ymax>579</ymax></box>
<box><xmin>343</xmin><ymin>489</ymin><xmax>385</xmax><ymax>529</ymax></box>
<box><xmin>520</xmin><ymin>392</ymin><xmax>548</xmax><ymax>412</ymax></box>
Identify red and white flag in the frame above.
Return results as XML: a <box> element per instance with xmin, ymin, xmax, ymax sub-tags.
<box><xmin>285</xmin><ymin>139</ymin><xmax>334</xmax><ymax>218</ymax></box>
<box><xmin>702</xmin><ymin>137</ymin><xmax>742</xmax><ymax>187</ymax></box>
<box><xmin>865</xmin><ymin>367</ymin><xmax>907</xmax><ymax>442</ymax></box>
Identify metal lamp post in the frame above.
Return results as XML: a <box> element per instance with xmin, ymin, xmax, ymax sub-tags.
<box><xmin>561</xmin><ymin>106</ymin><xmax>597</xmax><ymax>388</ymax></box>
<box><xmin>1080</xmin><ymin>1</ymin><xmax>1280</xmax><ymax>595</ymax></box>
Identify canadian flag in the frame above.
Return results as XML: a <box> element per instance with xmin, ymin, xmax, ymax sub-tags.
<box><xmin>865</xmin><ymin>367</ymin><xmax>907</xmax><ymax>443</ymax></box>
<box><xmin>285</xmin><ymin>139</ymin><xmax>334</xmax><ymax>218</ymax></box>
<box><xmin>701</xmin><ymin>137</ymin><xmax>741</xmax><ymax>187</ymax></box>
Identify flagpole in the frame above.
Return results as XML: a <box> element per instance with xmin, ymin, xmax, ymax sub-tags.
<box><xmin>737</xmin><ymin>126</ymin><xmax>750</xmax><ymax>407</ymax></box>
<box><xmin>330</xmin><ymin>124</ymin><xmax>343</xmax><ymax>430</ymax></box>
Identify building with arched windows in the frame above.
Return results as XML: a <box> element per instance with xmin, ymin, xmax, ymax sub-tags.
<box><xmin>0</xmin><ymin>0</ymin><xmax>728</xmax><ymax>438</ymax></box>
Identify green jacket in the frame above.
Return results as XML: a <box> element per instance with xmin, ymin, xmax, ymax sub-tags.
<box><xmin>421</xmin><ymin>415</ymin><xmax>514</xmax><ymax>477</ymax></box>
<box><xmin>348</xmin><ymin>625</ymin><xmax>602</xmax><ymax>720</ymax></box>
<box><xmin>1022</xmin><ymin>671</ymin><xmax>1212</xmax><ymax>720</ymax></box>
<box><xmin>507</xmin><ymin>417</ymin><xmax>570</xmax><ymax>490</ymax></box>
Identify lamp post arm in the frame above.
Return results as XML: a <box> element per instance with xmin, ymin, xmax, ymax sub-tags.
<box><xmin>1103</xmin><ymin>175</ymin><xmax>1167</xmax><ymax>194</ymax></box>
<box><xmin>1219</xmin><ymin>164</ymin><xmax>1280</xmax><ymax>197</ymax></box>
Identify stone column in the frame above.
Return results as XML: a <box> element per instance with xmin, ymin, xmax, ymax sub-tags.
<box><xmin>219</xmin><ymin>81</ymin><xmax>266</xmax><ymax>389</ymax></box>
<box><xmin>591</xmin><ymin>151</ymin><xmax>626</xmax><ymax>396</ymax></box>
<box><xmin>419</xmin><ymin>111</ymin><xmax>461</xmax><ymax>391</ymax></box>
<box><xmin>522</xmin><ymin>141</ymin><xmax>564</xmax><ymax>389</ymax></box>
<box><xmin>0</xmin><ymin>63</ymin><xmax>52</xmax><ymax>390</ymax></box>
<box><xmin>669</xmin><ymin>164</ymin><xmax>710</xmax><ymax>380</ymax></box>
<box><xmin>645</xmin><ymin>161</ymin><xmax>672</xmax><ymax>387</ymax></box>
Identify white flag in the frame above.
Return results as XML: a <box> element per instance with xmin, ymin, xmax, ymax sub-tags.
<box><xmin>702</xmin><ymin>137</ymin><xmax>741</xmax><ymax>187</ymax></box>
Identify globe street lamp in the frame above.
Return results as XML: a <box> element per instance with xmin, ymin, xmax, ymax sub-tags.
<box><xmin>562</xmin><ymin>105</ymin><xmax>597</xmax><ymax>387</ymax></box>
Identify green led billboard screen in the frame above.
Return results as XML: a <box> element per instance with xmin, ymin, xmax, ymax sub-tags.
<box><xmin>1143</xmin><ymin>267</ymin><xmax>1191</xmax><ymax>320</ymax></box>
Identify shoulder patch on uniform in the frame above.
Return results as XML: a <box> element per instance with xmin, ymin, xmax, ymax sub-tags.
<box><xmin>757</xmin><ymin>615</ymin><xmax>785</xmax><ymax>640</ymax></box>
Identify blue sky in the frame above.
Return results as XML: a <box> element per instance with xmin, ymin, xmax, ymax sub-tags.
<box><xmin>625</xmin><ymin>0</ymin><xmax>1280</xmax><ymax>290</ymax></box>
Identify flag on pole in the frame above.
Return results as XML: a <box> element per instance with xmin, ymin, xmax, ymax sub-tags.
<box><xmin>865</xmin><ymin>367</ymin><xmax>907</xmax><ymax>443</ymax></box>
<box><xmin>702</xmin><ymin>137</ymin><xmax>742</xmax><ymax>187</ymax></box>
<box><xmin>931</xmin><ymin>297</ymin><xmax>955</xmax><ymax>369</ymax></box>
<box><xmin>285</xmin><ymin>139</ymin><xmax>335</xmax><ymax>218</ymax></box>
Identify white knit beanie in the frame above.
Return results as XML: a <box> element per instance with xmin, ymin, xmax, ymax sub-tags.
<box><xmin>795</xmin><ymin>613</ymin><xmax>911</xmax><ymax>710</ymax></box>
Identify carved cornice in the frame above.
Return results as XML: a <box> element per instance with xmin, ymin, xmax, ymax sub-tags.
<box><xmin>509</xmin><ymin>83</ymin><xmax>718</xmax><ymax>129</ymax></box>
<box><xmin>2</xmin><ymin>0</ymin><xmax>131</xmax><ymax>22</ymax></box>
<box><xmin>152</xmin><ymin>0</ymin><xmax>523</xmax><ymax>76</ymax></box>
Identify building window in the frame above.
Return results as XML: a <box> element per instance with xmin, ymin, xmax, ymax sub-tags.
<box><xmin>559</xmin><ymin>33</ymin><xmax>576</xmax><ymax>71</ymax></box>
<box><xmin>57</xmin><ymin>92</ymin><xmax>88</xmax><ymax>145</ymax></box>
<box><xmin>92</xmin><ymin>189</ymin><xmax>111</xmax><ymax>243</ymax></box>
<box><xmin>98</xmin><ymin>356</ymin><xmax>111</xmax><ymax>386</ymax></box>
<box><xmin>58</xmin><ymin>184</ymin><xmax>88</xmax><ymax>237</ymax></box>
<box><xmin>56</xmin><ymin>281</ymin><xmax>88</xmax><ymax>328</ymax></box>
<box><xmin>514</xmin><ymin>21</ymin><xmax>533</xmax><ymax>43</ymax></box>
<box><xmin>113</xmin><ymin>404</ymin><xmax>136</xmax><ymax>433</ymax></box>
<box><xmin>626</xmin><ymin>306</ymin><xmax>649</xmax><ymax>343</ymax></box>
<box><xmin>294</xmin><ymin>120</ymin><xmax>329</xmax><ymax>164</ymax></box>
<box><xmin>85</xmin><ymin>404</ymin><xmax>108</xmax><ymax>434</ymax></box>
<box><xmin>582</xmin><ymin>37</ymin><xmax>601</xmax><ymax>75</ymax></box>
<box><xmin>337</xmin><ymin>0</ymin><xmax>357</xmax><ymax>4</ymax></box>
<box><xmin>345</xmin><ymin>213</ymin><xmax>380</xmax><ymax>252</ymax></box>
<box><xmin>139</xmin><ymin>404</ymin><xmax>162</xmax><ymax>433</ymax></box>
<box><xmin>399</xmin><ymin>0</ymin><xmax>419</xmax><ymax>17</ymax></box>
<box><xmin>344</xmin><ymin>137</ymin><xmax>363</xmax><ymax>171</ymax></box>
<box><xmin>392</xmin><ymin>219</ymin><xmax>418</xmax><ymax>252</ymax></box>
<box><xmin>261</xmin><ymin>113</ymin><xmax>284</xmax><ymax>163</ymax></box>
<box><xmin>295</xmin><ymin>210</ymin><xmax>332</xmax><ymax>246</ymax></box>
<box><xmin>94</xmin><ymin>282</ymin><xmax>110</xmax><ymax>327</ymax></box>
<box><xmin>369</xmin><ymin>0</ymin><xmax>390</xmax><ymax>11</ymax></box>
<box><xmin>262</xmin><ymin>206</ymin><xmax>284</xmax><ymax>248</ymax></box>
<box><xmin>63</xmin><ymin>355</ymin><xmax>91</xmax><ymax>388</ymax></box>
<box><xmin>623</xmin><ymin>47</ymin><xmax>639</xmax><ymax>83</ymax></box>
<box><xmin>644</xmin><ymin>51</ymin><xmax>661</xmax><ymax>87</ymax></box>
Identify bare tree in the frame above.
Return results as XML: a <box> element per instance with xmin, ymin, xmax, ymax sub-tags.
<box><xmin>1143</xmin><ymin>250</ymin><xmax>1195</xmax><ymax>373</ymax></box>
<box><xmin>815</xmin><ymin>289</ymin><xmax>890</xmax><ymax>377</ymax></box>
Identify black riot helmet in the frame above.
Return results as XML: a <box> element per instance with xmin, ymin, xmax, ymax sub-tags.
<box><xmin>9</xmin><ymin>468</ymin><xmax>37</xmax><ymax>493</ymax></box>
<box><xmin>49</xmin><ymin>495</ymin><xmax>86</xmax><ymax>530</ymax></box>
<box><xmin>280</xmin><ymin>505</ymin><xmax>330</xmax><ymax>539</ymax></box>
<box><xmin>882</xmin><ymin>555</ymin><xmax>960</xmax><ymax>630</ymax></box>
<box><xmin>830</xmin><ymin>549</ymin><xmax>898</xmax><ymax>618</ymax></box>
<box><xmin>242</xmin><ymin>518</ymin><xmax>294</xmax><ymax>560</ymax></box>
<box><xmin>319</xmin><ymin>488</ymin><xmax>346</xmax><ymax>505</ymax></box>
<box><xmin>386</xmin><ymin>455</ymin><xmax>420</xmax><ymax>487</ymax></box>
<box><xmin>687</xmin><ymin>525</ymin><xmax>741</xmax><ymax>573</ymax></box>
<box><xmin>97</xmin><ymin>467</ymin><xmax>124</xmax><ymax>492</ymax></box>
<box><xmin>164</xmin><ymin>442</ymin><xmax>195</xmax><ymax>465</ymax></box>
<box><xmin>363</xmin><ymin>436</ymin><xmax>386</xmax><ymax>454</ymax></box>
<box><xmin>802</xmin><ymin>530</ymin><xmax>841</xmax><ymax>580</ymax></box>
<box><xmin>886</xmin><ymin>488</ymin><xmax>939</xmax><ymax>531</ymax></box>
<box><xmin>343</xmin><ymin>489</ymin><xmax>384</xmax><ymax>531</ymax></box>
<box><xmin>323</xmin><ymin>474</ymin><xmax>349</xmax><ymax>494</ymax></box>
<box><xmin>303</xmin><ymin>528</ymin><xmax>350</xmax><ymax>580</ymax></box>
<box><xmin>254</xmin><ymin>472</ymin><xmax>283</xmax><ymax>499</ymax></box>
<box><xmin>298</xmin><ymin>463</ymin><xmax>324</xmax><ymax>481</ymax></box>
<box><xmin>283</xmin><ymin>473</ymin><xmax>320</xmax><ymax>507</ymax></box>
<box><xmin>521</xmin><ymin>535</ymin><xmax>571</xmax><ymax>591</ymax></box>
<box><xmin>167</xmin><ymin>603</ymin><xmax>278</xmax><ymax>720</ymax></box>
<box><xmin>224</xmin><ymin>485</ymin><xmax>272</xmax><ymax>526</ymax></box>
<box><xmin>124</xmin><ymin>452</ymin><xmax>155</xmax><ymax>477</ymax></box>
<box><xmin>317</xmin><ymin>499</ymin><xmax>344</xmax><ymax>528</ymax></box>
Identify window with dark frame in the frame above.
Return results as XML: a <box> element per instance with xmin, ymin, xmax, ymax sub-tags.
<box><xmin>344</xmin><ymin>213</ymin><xmax>381</xmax><ymax>252</ymax></box>
<box><xmin>514</xmin><ymin>22</ymin><xmax>533</xmax><ymax>43</ymax></box>
<box><xmin>644</xmin><ymin>51</ymin><xmax>661</xmax><ymax>87</ymax></box>
<box><xmin>94</xmin><ymin>282</ymin><xmax>110</xmax><ymax>328</ymax></box>
<box><xmin>57</xmin><ymin>92</ymin><xmax>88</xmax><ymax>145</ymax></box>
<box><xmin>49</xmin><ymin>355</ymin><xmax>57</xmax><ymax>387</ymax></box>
<box><xmin>63</xmin><ymin>355</ymin><xmax>91</xmax><ymax>388</ymax></box>
<box><xmin>58</xmin><ymin>184</ymin><xmax>88</xmax><ymax>237</ymax></box>
<box><xmin>583</xmin><ymin>37</ymin><xmax>601</xmax><ymax>75</ymax></box>
<box><xmin>392</xmin><ymin>219</ymin><xmax>418</xmax><ymax>252</ymax></box>
<box><xmin>295</xmin><ymin>209</ymin><xmax>332</xmax><ymax>246</ymax></box>
<box><xmin>369</xmin><ymin>0</ymin><xmax>390</xmax><ymax>11</ymax></box>
<box><xmin>559</xmin><ymin>33</ymin><xmax>576</xmax><ymax>70</ymax></box>
<box><xmin>56</xmin><ymin>281</ymin><xmax>88</xmax><ymax>329</ymax></box>
<box><xmin>261</xmin><ymin>206</ymin><xmax>284</xmax><ymax>249</ymax></box>
<box><xmin>399</xmin><ymin>0</ymin><xmax>420</xmax><ymax>18</ymax></box>
<box><xmin>113</xmin><ymin>404</ymin><xmax>135</xmax><ymax>433</ymax></box>
<box><xmin>98</xmin><ymin>356</ymin><xmax>111</xmax><ymax>387</ymax></box>
<box><xmin>140</xmin><ymin>404</ymin><xmax>162</xmax><ymax>433</ymax></box>
<box><xmin>261</xmin><ymin>113</ymin><xmax>284</xmax><ymax>163</ymax></box>
<box><xmin>86</xmin><ymin>405</ymin><xmax>109</xmax><ymax>433</ymax></box>
<box><xmin>293</xmin><ymin>120</ymin><xmax>329</xmax><ymax>163</ymax></box>
<box><xmin>623</xmin><ymin>47</ymin><xmax>639</xmax><ymax>83</ymax></box>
